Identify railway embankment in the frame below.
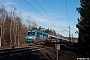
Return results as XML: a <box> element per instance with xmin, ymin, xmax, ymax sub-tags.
<box><xmin>0</xmin><ymin>43</ymin><xmax>89</xmax><ymax>60</ymax></box>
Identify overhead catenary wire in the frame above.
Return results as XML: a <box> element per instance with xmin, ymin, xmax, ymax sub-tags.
<box><xmin>35</xmin><ymin>0</ymin><xmax>63</xmax><ymax>29</ymax></box>
<box><xmin>44</xmin><ymin>0</ymin><xmax>68</xmax><ymax>24</ymax></box>
<box><xmin>64</xmin><ymin>0</ymin><xmax>70</xmax><ymax>25</ymax></box>
<box><xmin>1</xmin><ymin>0</ymin><xmax>69</xmax><ymax>36</ymax></box>
<box><xmin>44</xmin><ymin>0</ymin><xmax>71</xmax><ymax>37</ymax></box>
<box><xmin>24</xmin><ymin>0</ymin><xmax>70</xmax><ymax>37</ymax></box>
<box><xmin>34</xmin><ymin>0</ymin><xmax>70</xmax><ymax>34</ymax></box>
<box><xmin>43</xmin><ymin>0</ymin><xmax>69</xmax><ymax>32</ymax></box>
<box><xmin>64</xmin><ymin>0</ymin><xmax>71</xmax><ymax>38</ymax></box>
<box><xmin>24</xmin><ymin>0</ymin><xmax>55</xmax><ymax>29</ymax></box>
<box><xmin>36</xmin><ymin>0</ymin><xmax>69</xmax><ymax>33</ymax></box>
<box><xmin>0</xmin><ymin>0</ymin><xmax>51</xmax><ymax>36</ymax></box>
<box><xmin>1</xmin><ymin>0</ymin><xmax>49</xmax><ymax>29</ymax></box>
<box><xmin>44</xmin><ymin>0</ymin><xmax>60</xmax><ymax>19</ymax></box>
<box><xmin>24</xmin><ymin>0</ymin><xmax>65</xmax><ymax>32</ymax></box>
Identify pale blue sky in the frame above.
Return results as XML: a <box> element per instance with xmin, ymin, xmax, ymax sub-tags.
<box><xmin>0</xmin><ymin>0</ymin><xmax>80</xmax><ymax>38</ymax></box>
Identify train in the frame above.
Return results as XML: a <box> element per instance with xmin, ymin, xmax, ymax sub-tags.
<box><xmin>25</xmin><ymin>29</ymin><xmax>48</xmax><ymax>44</ymax></box>
<box><xmin>25</xmin><ymin>29</ymin><xmax>71</xmax><ymax>45</ymax></box>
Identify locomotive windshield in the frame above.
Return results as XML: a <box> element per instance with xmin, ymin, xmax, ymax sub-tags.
<box><xmin>27</xmin><ymin>32</ymin><xmax>35</xmax><ymax>36</ymax></box>
<box><xmin>27</xmin><ymin>30</ymin><xmax>36</xmax><ymax>36</ymax></box>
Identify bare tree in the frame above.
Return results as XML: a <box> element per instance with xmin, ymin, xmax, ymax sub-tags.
<box><xmin>32</xmin><ymin>20</ymin><xmax>37</xmax><ymax>29</ymax></box>
<box><xmin>0</xmin><ymin>5</ymin><xmax>39</xmax><ymax>47</ymax></box>
<box><xmin>26</xmin><ymin>16</ymin><xmax>31</xmax><ymax>29</ymax></box>
<box><xmin>0</xmin><ymin>6</ymin><xmax>8</xmax><ymax>47</ymax></box>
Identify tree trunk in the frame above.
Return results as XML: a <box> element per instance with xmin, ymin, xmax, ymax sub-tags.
<box><xmin>17</xmin><ymin>25</ymin><xmax>20</xmax><ymax>46</ymax></box>
<box><xmin>10</xmin><ymin>20</ymin><xmax>12</xmax><ymax>47</ymax></box>
<box><xmin>0</xmin><ymin>19</ymin><xmax>2</xmax><ymax>47</ymax></box>
<box><xmin>14</xmin><ymin>23</ymin><xmax>16</xmax><ymax>46</ymax></box>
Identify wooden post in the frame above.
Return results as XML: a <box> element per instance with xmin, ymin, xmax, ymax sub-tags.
<box><xmin>57</xmin><ymin>49</ymin><xmax>58</xmax><ymax>60</ymax></box>
<box><xmin>56</xmin><ymin>44</ymin><xmax>60</xmax><ymax>60</ymax></box>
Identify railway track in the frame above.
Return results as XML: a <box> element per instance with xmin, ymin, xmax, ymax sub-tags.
<box><xmin>0</xmin><ymin>45</ymin><xmax>49</xmax><ymax>57</ymax></box>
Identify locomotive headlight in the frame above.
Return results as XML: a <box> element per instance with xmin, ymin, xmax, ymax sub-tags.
<box><xmin>26</xmin><ymin>37</ymin><xmax>27</xmax><ymax>38</ymax></box>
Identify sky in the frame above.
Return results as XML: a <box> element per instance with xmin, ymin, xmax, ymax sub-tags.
<box><xmin>0</xmin><ymin>0</ymin><xmax>80</xmax><ymax>38</ymax></box>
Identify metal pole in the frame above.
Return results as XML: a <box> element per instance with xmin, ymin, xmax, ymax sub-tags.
<box><xmin>71</xmin><ymin>34</ymin><xmax>72</xmax><ymax>43</ymax></box>
<box><xmin>71</xmin><ymin>34</ymin><xmax>73</xmax><ymax>42</ymax></box>
<box><xmin>69</xmin><ymin>25</ymin><xmax>70</xmax><ymax>40</ymax></box>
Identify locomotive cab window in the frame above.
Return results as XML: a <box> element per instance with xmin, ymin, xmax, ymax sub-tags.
<box><xmin>28</xmin><ymin>32</ymin><xmax>35</xmax><ymax>35</ymax></box>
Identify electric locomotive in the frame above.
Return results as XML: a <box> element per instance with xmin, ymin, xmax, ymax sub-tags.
<box><xmin>25</xmin><ymin>29</ymin><xmax>48</xmax><ymax>44</ymax></box>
